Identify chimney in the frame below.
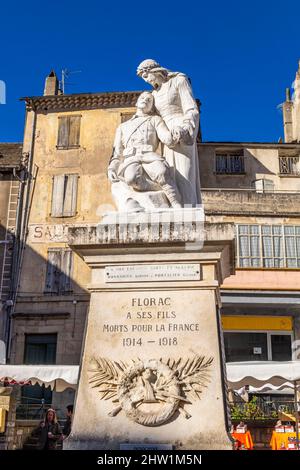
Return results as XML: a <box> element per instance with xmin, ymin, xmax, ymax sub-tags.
<box><xmin>282</xmin><ymin>87</ymin><xmax>294</xmax><ymax>143</ymax></box>
<box><xmin>292</xmin><ymin>60</ymin><xmax>300</xmax><ymax>142</ymax></box>
<box><xmin>44</xmin><ymin>70</ymin><xmax>59</xmax><ymax>96</ymax></box>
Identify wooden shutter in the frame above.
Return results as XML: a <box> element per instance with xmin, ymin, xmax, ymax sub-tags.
<box><xmin>68</xmin><ymin>116</ymin><xmax>81</xmax><ymax>147</ymax></box>
<box><xmin>45</xmin><ymin>250</ymin><xmax>61</xmax><ymax>293</ymax></box>
<box><xmin>57</xmin><ymin>116</ymin><xmax>81</xmax><ymax>148</ymax></box>
<box><xmin>51</xmin><ymin>175</ymin><xmax>65</xmax><ymax>217</ymax></box>
<box><xmin>60</xmin><ymin>250</ymin><xmax>73</xmax><ymax>292</ymax></box>
<box><xmin>51</xmin><ymin>174</ymin><xmax>78</xmax><ymax>217</ymax></box>
<box><xmin>57</xmin><ymin>117</ymin><xmax>69</xmax><ymax>148</ymax></box>
<box><xmin>63</xmin><ymin>174</ymin><xmax>78</xmax><ymax>216</ymax></box>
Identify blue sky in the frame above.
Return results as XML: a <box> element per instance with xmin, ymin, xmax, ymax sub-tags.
<box><xmin>0</xmin><ymin>0</ymin><xmax>299</xmax><ymax>142</ymax></box>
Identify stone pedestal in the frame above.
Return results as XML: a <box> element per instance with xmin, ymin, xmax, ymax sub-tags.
<box><xmin>65</xmin><ymin>215</ymin><xmax>235</xmax><ymax>450</ymax></box>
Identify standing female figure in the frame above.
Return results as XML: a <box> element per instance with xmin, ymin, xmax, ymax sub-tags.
<box><xmin>137</xmin><ymin>59</ymin><xmax>201</xmax><ymax>205</ymax></box>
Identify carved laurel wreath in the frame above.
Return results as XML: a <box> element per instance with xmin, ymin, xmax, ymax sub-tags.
<box><xmin>88</xmin><ymin>355</ymin><xmax>213</xmax><ymax>426</ymax></box>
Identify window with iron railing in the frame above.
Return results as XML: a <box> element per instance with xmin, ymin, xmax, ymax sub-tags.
<box><xmin>236</xmin><ymin>224</ymin><xmax>300</xmax><ymax>268</ymax></box>
<box><xmin>279</xmin><ymin>156</ymin><xmax>300</xmax><ymax>175</ymax></box>
<box><xmin>215</xmin><ymin>153</ymin><xmax>245</xmax><ymax>174</ymax></box>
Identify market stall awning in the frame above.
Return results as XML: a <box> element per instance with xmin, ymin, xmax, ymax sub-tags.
<box><xmin>1</xmin><ymin>362</ymin><xmax>300</xmax><ymax>393</ymax></box>
<box><xmin>226</xmin><ymin>361</ymin><xmax>300</xmax><ymax>391</ymax></box>
<box><xmin>0</xmin><ymin>365</ymin><xmax>79</xmax><ymax>392</ymax></box>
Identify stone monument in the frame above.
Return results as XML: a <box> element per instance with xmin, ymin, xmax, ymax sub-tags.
<box><xmin>65</xmin><ymin>60</ymin><xmax>234</xmax><ymax>450</ymax></box>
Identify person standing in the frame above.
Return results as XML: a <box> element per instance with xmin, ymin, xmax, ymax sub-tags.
<box><xmin>62</xmin><ymin>404</ymin><xmax>73</xmax><ymax>439</ymax></box>
<box><xmin>32</xmin><ymin>408</ymin><xmax>62</xmax><ymax>450</ymax></box>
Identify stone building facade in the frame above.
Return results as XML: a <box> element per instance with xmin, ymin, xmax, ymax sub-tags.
<box><xmin>200</xmin><ymin>141</ymin><xmax>300</xmax><ymax>364</ymax></box>
<box><xmin>7</xmin><ymin>72</ymin><xmax>141</xmax><ymax>412</ymax></box>
<box><xmin>2</xmin><ymin>63</ymin><xmax>300</xmax><ymax>431</ymax></box>
<box><xmin>0</xmin><ymin>143</ymin><xmax>24</xmax><ymax>356</ymax></box>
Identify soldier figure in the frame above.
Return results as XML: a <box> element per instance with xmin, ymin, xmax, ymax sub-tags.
<box><xmin>108</xmin><ymin>92</ymin><xmax>181</xmax><ymax>209</ymax></box>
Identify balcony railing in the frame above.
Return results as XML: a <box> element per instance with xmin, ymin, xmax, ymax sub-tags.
<box><xmin>16</xmin><ymin>402</ymin><xmax>66</xmax><ymax>422</ymax></box>
<box><xmin>279</xmin><ymin>156</ymin><xmax>300</xmax><ymax>176</ymax></box>
<box><xmin>230</xmin><ymin>397</ymin><xmax>300</xmax><ymax>421</ymax></box>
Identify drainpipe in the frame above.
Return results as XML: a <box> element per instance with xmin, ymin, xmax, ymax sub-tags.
<box><xmin>5</xmin><ymin>101</ymin><xmax>37</xmax><ymax>361</ymax></box>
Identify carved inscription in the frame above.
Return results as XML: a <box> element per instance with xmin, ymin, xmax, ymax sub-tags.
<box><xmin>105</xmin><ymin>264</ymin><xmax>201</xmax><ymax>283</ymax></box>
<box><xmin>101</xmin><ymin>296</ymin><xmax>201</xmax><ymax>348</ymax></box>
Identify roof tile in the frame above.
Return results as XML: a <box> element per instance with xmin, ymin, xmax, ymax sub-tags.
<box><xmin>0</xmin><ymin>143</ymin><xmax>23</xmax><ymax>169</ymax></box>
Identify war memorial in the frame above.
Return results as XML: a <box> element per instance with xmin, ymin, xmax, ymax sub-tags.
<box><xmin>64</xmin><ymin>60</ymin><xmax>234</xmax><ymax>450</ymax></box>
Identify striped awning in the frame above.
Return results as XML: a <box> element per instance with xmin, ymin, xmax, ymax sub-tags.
<box><xmin>0</xmin><ymin>365</ymin><xmax>79</xmax><ymax>391</ymax></box>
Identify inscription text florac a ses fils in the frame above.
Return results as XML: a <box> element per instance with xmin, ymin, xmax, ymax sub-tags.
<box><xmin>102</xmin><ymin>296</ymin><xmax>200</xmax><ymax>348</ymax></box>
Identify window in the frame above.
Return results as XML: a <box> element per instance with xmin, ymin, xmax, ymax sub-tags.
<box><xmin>45</xmin><ymin>249</ymin><xmax>73</xmax><ymax>294</ymax></box>
<box><xmin>236</xmin><ymin>224</ymin><xmax>300</xmax><ymax>268</ymax></box>
<box><xmin>24</xmin><ymin>334</ymin><xmax>57</xmax><ymax>364</ymax></box>
<box><xmin>20</xmin><ymin>334</ymin><xmax>57</xmax><ymax>414</ymax></box>
<box><xmin>224</xmin><ymin>332</ymin><xmax>268</xmax><ymax>362</ymax></box>
<box><xmin>271</xmin><ymin>334</ymin><xmax>292</xmax><ymax>361</ymax></box>
<box><xmin>279</xmin><ymin>156</ymin><xmax>300</xmax><ymax>175</ymax></box>
<box><xmin>19</xmin><ymin>383</ymin><xmax>52</xmax><ymax>417</ymax></box>
<box><xmin>51</xmin><ymin>174</ymin><xmax>78</xmax><ymax>217</ymax></box>
<box><xmin>57</xmin><ymin>115</ymin><xmax>81</xmax><ymax>149</ymax></box>
<box><xmin>253</xmin><ymin>179</ymin><xmax>274</xmax><ymax>193</ymax></box>
<box><xmin>224</xmin><ymin>332</ymin><xmax>292</xmax><ymax>362</ymax></box>
<box><xmin>215</xmin><ymin>153</ymin><xmax>245</xmax><ymax>174</ymax></box>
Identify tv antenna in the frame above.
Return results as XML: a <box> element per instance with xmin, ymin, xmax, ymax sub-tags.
<box><xmin>60</xmin><ymin>68</ymin><xmax>82</xmax><ymax>94</ymax></box>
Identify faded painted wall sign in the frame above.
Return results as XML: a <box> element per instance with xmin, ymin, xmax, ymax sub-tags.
<box><xmin>28</xmin><ymin>224</ymin><xmax>88</xmax><ymax>243</ymax></box>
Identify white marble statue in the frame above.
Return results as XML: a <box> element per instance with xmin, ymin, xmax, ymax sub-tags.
<box><xmin>108</xmin><ymin>92</ymin><xmax>181</xmax><ymax>211</ymax></box>
<box><xmin>137</xmin><ymin>59</ymin><xmax>201</xmax><ymax>206</ymax></box>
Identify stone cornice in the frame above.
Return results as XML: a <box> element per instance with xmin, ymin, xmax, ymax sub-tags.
<box><xmin>67</xmin><ymin>218</ymin><xmax>235</xmax><ymax>247</ymax></box>
<box><xmin>20</xmin><ymin>91</ymin><xmax>142</xmax><ymax>112</ymax></box>
<box><xmin>199</xmin><ymin>142</ymin><xmax>300</xmax><ymax>149</ymax></box>
<box><xmin>202</xmin><ymin>189</ymin><xmax>300</xmax><ymax>216</ymax></box>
